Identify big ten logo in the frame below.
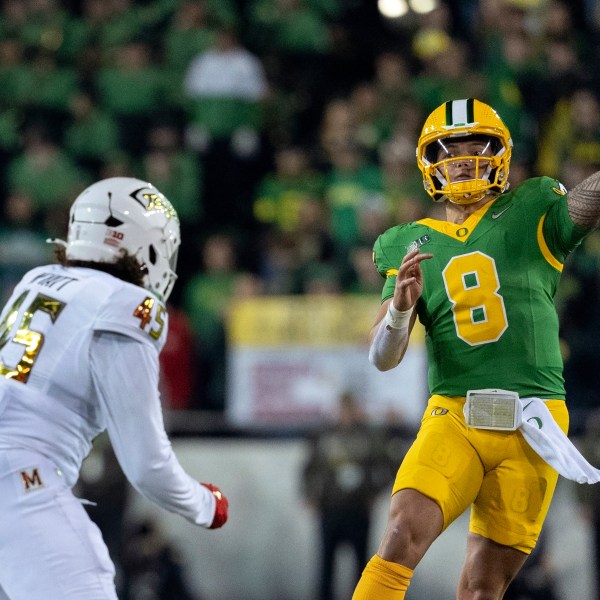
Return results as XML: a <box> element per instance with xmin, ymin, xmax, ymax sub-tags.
<box><xmin>104</xmin><ymin>229</ymin><xmax>125</xmax><ymax>248</ymax></box>
<box><xmin>21</xmin><ymin>468</ymin><xmax>44</xmax><ymax>492</ymax></box>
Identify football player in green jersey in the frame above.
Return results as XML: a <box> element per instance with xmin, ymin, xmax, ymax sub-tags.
<box><xmin>352</xmin><ymin>98</ymin><xmax>600</xmax><ymax>600</ymax></box>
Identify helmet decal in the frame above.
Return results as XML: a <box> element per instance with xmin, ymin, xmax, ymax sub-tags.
<box><xmin>444</xmin><ymin>98</ymin><xmax>475</xmax><ymax>129</ymax></box>
<box><xmin>130</xmin><ymin>188</ymin><xmax>178</xmax><ymax>221</ymax></box>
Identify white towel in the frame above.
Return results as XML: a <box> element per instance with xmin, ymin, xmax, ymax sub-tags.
<box><xmin>519</xmin><ymin>398</ymin><xmax>600</xmax><ymax>484</ymax></box>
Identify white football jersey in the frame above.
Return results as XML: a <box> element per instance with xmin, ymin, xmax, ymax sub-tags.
<box><xmin>0</xmin><ymin>264</ymin><xmax>166</xmax><ymax>481</ymax></box>
<box><xmin>0</xmin><ymin>264</ymin><xmax>216</xmax><ymax>527</ymax></box>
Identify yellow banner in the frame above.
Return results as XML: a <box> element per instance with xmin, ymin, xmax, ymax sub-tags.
<box><xmin>228</xmin><ymin>295</ymin><xmax>424</xmax><ymax>347</ymax></box>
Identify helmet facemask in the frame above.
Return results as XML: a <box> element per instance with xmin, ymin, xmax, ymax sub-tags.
<box><xmin>423</xmin><ymin>135</ymin><xmax>508</xmax><ymax>205</ymax></box>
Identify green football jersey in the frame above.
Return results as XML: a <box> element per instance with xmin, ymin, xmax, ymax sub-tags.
<box><xmin>373</xmin><ymin>176</ymin><xmax>589</xmax><ymax>399</ymax></box>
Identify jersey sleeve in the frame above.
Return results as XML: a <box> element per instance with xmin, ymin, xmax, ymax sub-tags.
<box><xmin>373</xmin><ymin>226</ymin><xmax>411</xmax><ymax>302</ymax></box>
<box><xmin>90</xmin><ymin>331</ymin><xmax>216</xmax><ymax>527</ymax></box>
<box><xmin>540</xmin><ymin>177</ymin><xmax>589</xmax><ymax>261</ymax></box>
<box><xmin>94</xmin><ymin>284</ymin><xmax>169</xmax><ymax>351</ymax></box>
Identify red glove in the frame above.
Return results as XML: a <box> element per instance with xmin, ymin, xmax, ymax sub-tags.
<box><xmin>201</xmin><ymin>482</ymin><xmax>229</xmax><ymax>529</ymax></box>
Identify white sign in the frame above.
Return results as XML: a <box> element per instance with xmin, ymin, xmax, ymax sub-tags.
<box><xmin>226</xmin><ymin>296</ymin><xmax>428</xmax><ymax>427</ymax></box>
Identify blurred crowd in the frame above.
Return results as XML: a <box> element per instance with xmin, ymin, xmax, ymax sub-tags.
<box><xmin>1</xmin><ymin>0</ymin><xmax>600</xmax><ymax>422</ymax></box>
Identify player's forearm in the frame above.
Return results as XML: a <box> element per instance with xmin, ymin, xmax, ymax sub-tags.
<box><xmin>127</xmin><ymin>447</ymin><xmax>217</xmax><ymax>527</ymax></box>
<box><xmin>91</xmin><ymin>332</ymin><xmax>216</xmax><ymax>526</ymax></box>
<box><xmin>568</xmin><ymin>170</ymin><xmax>600</xmax><ymax>229</ymax></box>
<box><xmin>368</xmin><ymin>306</ymin><xmax>411</xmax><ymax>371</ymax></box>
<box><xmin>111</xmin><ymin>417</ymin><xmax>217</xmax><ymax>527</ymax></box>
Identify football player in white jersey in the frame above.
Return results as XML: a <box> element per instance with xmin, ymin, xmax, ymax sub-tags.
<box><xmin>0</xmin><ymin>177</ymin><xmax>229</xmax><ymax>600</ymax></box>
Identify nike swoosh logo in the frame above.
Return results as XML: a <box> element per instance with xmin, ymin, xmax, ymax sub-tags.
<box><xmin>491</xmin><ymin>205</ymin><xmax>512</xmax><ymax>220</ymax></box>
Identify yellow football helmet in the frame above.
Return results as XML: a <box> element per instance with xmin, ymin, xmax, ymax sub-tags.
<box><xmin>416</xmin><ymin>98</ymin><xmax>513</xmax><ymax>205</ymax></box>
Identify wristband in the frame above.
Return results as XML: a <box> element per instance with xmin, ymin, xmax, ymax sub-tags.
<box><xmin>385</xmin><ymin>303</ymin><xmax>411</xmax><ymax>329</ymax></box>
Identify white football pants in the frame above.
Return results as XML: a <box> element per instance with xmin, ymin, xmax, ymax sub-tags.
<box><xmin>0</xmin><ymin>449</ymin><xmax>118</xmax><ymax>599</ymax></box>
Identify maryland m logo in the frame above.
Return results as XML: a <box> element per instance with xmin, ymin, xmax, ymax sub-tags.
<box><xmin>20</xmin><ymin>468</ymin><xmax>44</xmax><ymax>492</ymax></box>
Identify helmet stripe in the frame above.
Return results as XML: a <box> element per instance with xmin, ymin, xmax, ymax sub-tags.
<box><xmin>445</xmin><ymin>99</ymin><xmax>474</xmax><ymax>127</ymax></box>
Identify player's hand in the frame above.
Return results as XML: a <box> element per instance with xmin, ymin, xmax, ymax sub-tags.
<box><xmin>201</xmin><ymin>482</ymin><xmax>229</xmax><ymax>529</ymax></box>
<box><xmin>393</xmin><ymin>248</ymin><xmax>433</xmax><ymax>311</ymax></box>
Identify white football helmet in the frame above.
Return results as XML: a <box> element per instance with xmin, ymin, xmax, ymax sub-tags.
<box><xmin>64</xmin><ymin>177</ymin><xmax>180</xmax><ymax>301</ymax></box>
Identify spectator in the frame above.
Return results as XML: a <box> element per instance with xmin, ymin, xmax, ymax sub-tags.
<box><xmin>183</xmin><ymin>26</ymin><xmax>268</xmax><ymax>145</ymax></box>
<box><xmin>6</xmin><ymin>125</ymin><xmax>88</xmax><ymax>217</ymax></box>
<box><xmin>15</xmin><ymin>0</ymin><xmax>85</xmax><ymax>62</ymax></box>
<box><xmin>379</xmin><ymin>130</ymin><xmax>430</xmax><ymax>223</ymax></box>
<box><xmin>348</xmin><ymin>81</ymin><xmax>393</xmax><ymax>161</ymax></box>
<box><xmin>302</xmin><ymin>391</ymin><xmax>395</xmax><ymax>600</ymax></box>
<box><xmin>292</xmin><ymin>196</ymin><xmax>336</xmax><ymax>272</ymax></box>
<box><xmin>411</xmin><ymin>35</ymin><xmax>485</xmax><ymax>118</ymax></box>
<box><xmin>162</xmin><ymin>1</ymin><xmax>217</xmax><ymax>91</ymax></box>
<box><xmin>256</xmin><ymin>229</ymin><xmax>299</xmax><ymax>294</ymax></box>
<box><xmin>183</xmin><ymin>26</ymin><xmax>269</xmax><ymax>231</ymax></box>
<box><xmin>248</xmin><ymin>0</ymin><xmax>332</xmax><ymax>132</ymax></box>
<box><xmin>574</xmin><ymin>408</ymin><xmax>600</xmax><ymax>600</ymax></box>
<box><xmin>182</xmin><ymin>233</ymin><xmax>244</xmax><ymax>411</ymax></box>
<box><xmin>558</xmin><ymin>225</ymin><xmax>600</xmax><ymax>431</ymax></box>
<box><xmin>159</xmin><ymin>305</ymin><xmax>199</xmax><ymax>411</ymax></box>
<box><xmin>98</xmin><ymin>149</ymin><xmax>135</xmax><ymax>180</ymax></box>
<box><xmin>537</xmin><ymin>87</ymin><xmax>600</xmax><ymax>181</ymax></box>
<box><xmin>120</xmin><ymin>518</ymin><xmax>199</xmax><ymax>600</ymax></box>
<box><xmin>503</xmin><ymin>529</ymin><xmax>561</xmax><ymax>600</ymax></box>
<box><xmin>0</xmin><ymin>38</ymin><xmax>30</xmax><ymax>110</ymax></box>
<box><xmin>0</xmin><ymin>38</ymin><xmax>23</xmax><ymax>186</ymax></box>
<box><xmin>318</xmin><ymin>97</ymin><xmax>356</xmax><ymax>164</ymax></box>
<box><xmin>0</xmin><ymin>191</ymin><xmax>52</xmax><ymax>302</ymax></box>
<box><xmin>71</xmin><ymin>0</ymin><xmax>138</xmax><ymax>79</ymax></box>
<box><xmin>95</xmin><ymin>40</ymin><xmax>170</xmax><ymax>156</ymax></box>
<box><xmin>345</xmin><ymin>245</ymin><xmax>384</xmax><ymax>294</ymax></box>
<box><xmin>64</xmin><ymin>90</ymin><xmax>121</xmax><ymax>175</ymax></box>
<box><xmin>74</xmin><ymin>0</ymin><xmax>168</xmax><ymax>64</ymax></box>
<box><xmin>528</xmin><ymin>0</ymin><xmax>588</xmax><ymax>123</ymax></box>
<box><xmin>372</xmin><ymin>51</ymin><xmax>416</xmax><ymax>131</ymax></box>
<box><xmin>253</xmin><ymin>145</ymin><xmax>325</xmax><ymax>234</ymax></box>
<box><xmin>322</xmin><ymin>141</ymin><xmax>387</xmax><ymax>254</ymax></box>
<box><xmin>0</xmin><ymin>0</ymin><xmax>28</xmax><ymax>40</ymax></box>
<box><xmin>299</xmin><ymin>261</ymin><xmax>343</xmax><ymax>296</ymax></box>
<box><xmin>141</xmin><ymin>122</ymin><xmax>203</xmax><ymax>229</ymax></box>
<box><xmin>22</xmin><ymin>47</ymin><xmax>79</xmax><ymax>136</ymax></box>
<box><xmin>74</xmin><ymin>432</ymin><xmax>129</xmax><ymax>591</ymax></box>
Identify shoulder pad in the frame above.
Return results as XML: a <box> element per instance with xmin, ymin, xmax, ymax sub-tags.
<box><xmin>94</xmin><ymin>282</ymin><xmax>168</xmax><ymax>349</ymax></box>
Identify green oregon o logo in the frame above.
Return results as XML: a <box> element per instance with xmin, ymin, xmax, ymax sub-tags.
<box><xmin>457</xmin><ymin>227</ymin><xmax>468</xmax><ymax>237</ymax></box>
